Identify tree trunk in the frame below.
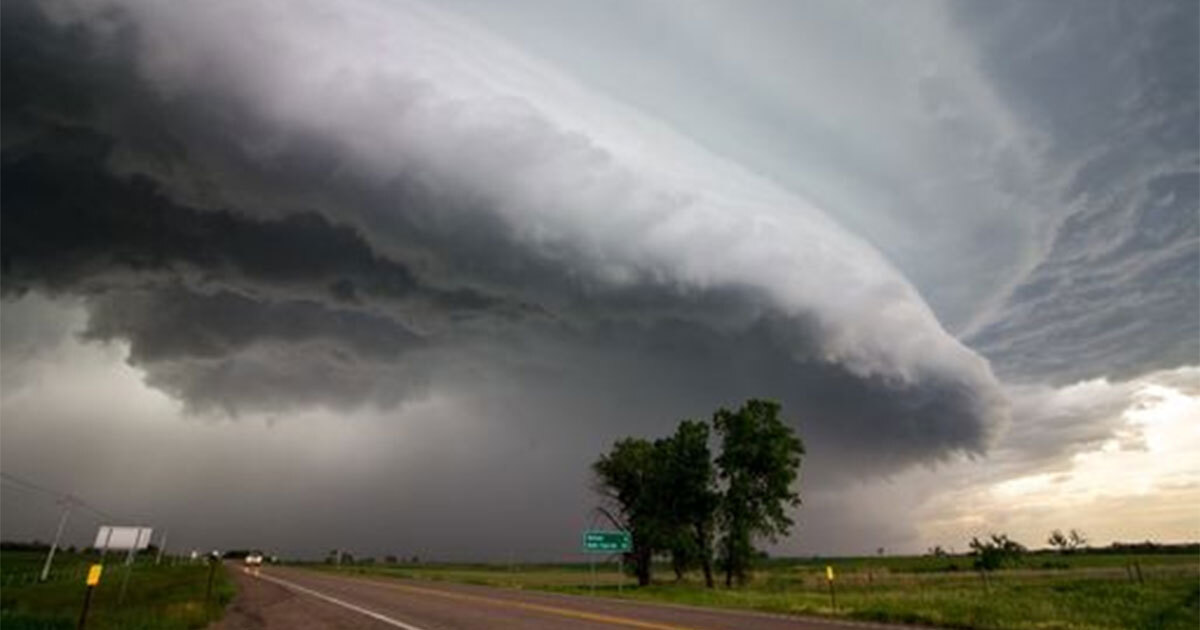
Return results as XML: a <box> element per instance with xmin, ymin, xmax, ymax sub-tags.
<box><xmin>723</xmin><ymin>519</ymin><xmax>741</xmax><ymax>588</ymax></box>
<box><xmin>724</xmin><ymin>534</ymin><xmax>734</xmax><ymax>588</ymax></box>
<box><xmin>696</xmin><ymin>523</ymin><xmax>714</xmax><ymax>588</ymax></box>
<box><xmin>635</xmin><ymin>547</ymin><xmax>652</xmax><ymax>587</ymax></box>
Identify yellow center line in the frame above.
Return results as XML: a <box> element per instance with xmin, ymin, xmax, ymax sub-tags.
<box><xmin>349</xmin><ymin>576</ymin><xmax>703</xmax><ymax>630</ymax></box>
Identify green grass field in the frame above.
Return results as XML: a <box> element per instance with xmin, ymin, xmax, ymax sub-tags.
<box><xmin>0</xmin><ymin>550</ymin><xmax>235</xmax><ymax>630</ymax></box>
<box><xmin>316</xmin><ymin>553</ymin><xmax>1199</xmax><ymax>630</ymax></box>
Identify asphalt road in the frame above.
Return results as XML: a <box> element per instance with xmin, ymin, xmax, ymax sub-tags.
<box><xmin>211</xmin><ymin>564</ymin><xmax>903</xmax><ymax>630</ymax></box>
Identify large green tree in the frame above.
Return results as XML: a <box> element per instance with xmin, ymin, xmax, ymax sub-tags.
<box><xmin>656</xmin><ymin>420</ymin><xmax>719</xmax><ymax>587</ymax></box>
<box><xmin>591</xmin><ymin>437</ymin><xmax>666</xmax><ymax>586</ymax></box>
<box><xmin>713</xmin><ymin>399</ymin><xmax>805</xmax><ymax>586</ymax></box>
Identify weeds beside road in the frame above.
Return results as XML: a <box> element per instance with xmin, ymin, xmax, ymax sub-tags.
<box><xmin>0</xmin><ymin>550</ymin><xmax>234</xmax><ymax>630</ymax></box>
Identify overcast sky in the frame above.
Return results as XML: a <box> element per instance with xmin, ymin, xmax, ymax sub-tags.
<box><xmin>2</xmin><ymin>0</ymin><xmax>1196</xmax><ymax>560</ymax></box>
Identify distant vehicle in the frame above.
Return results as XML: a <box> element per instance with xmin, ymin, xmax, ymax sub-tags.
<box><xmin>244</xmin><ymin>552</ymin><xmax>263</xmax><ymax>566</ymax></box>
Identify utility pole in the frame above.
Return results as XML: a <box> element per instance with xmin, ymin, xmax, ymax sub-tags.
<box><xmin>40</xmin><ymin>501</ymin><xmax>72</xmax><ymax>582</ymax></box>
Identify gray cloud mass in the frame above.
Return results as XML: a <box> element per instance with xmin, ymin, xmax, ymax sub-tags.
<box><xmin>958</xmin><ymin>0</ymin><xmax>1199</xmax><ymax>384</ymax></box>
<box><xmin>2</xmin><ymin>0</ymin><xmax>1004</xmax><ymax>462</ymax></box>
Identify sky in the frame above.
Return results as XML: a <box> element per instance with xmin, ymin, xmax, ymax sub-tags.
<box><xmin>1</xmin><ymin>0</ymin><xmax>1197</xmax><ymax>560</ymax></box>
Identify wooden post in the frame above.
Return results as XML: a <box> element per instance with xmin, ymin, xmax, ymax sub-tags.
<box><xmin>78</xmin><ymin>565</ymin><xmax>102</xmax><ymax>630</ymax></box>
<box><xmin>76</xmin><ymin>584</ymin><xmax>96</xmax><ymax>630</ymax></box>
<box><xmin>205</xmin><ymin>555</ymin><xmax>218</xmax><ymax>609</ymax></box>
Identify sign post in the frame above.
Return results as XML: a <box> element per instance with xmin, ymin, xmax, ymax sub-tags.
<box><xmin>617</xmin><ymin>556</ymin><xmax>623</xmax><ymax>594</ymax></box>
<box><xmin>77</xmin><ymin>564</ymin><xmax>102</xmax><ymax>630</ymax></box>
<box><xmin>581</xmin><ymin>530</ymin><xmax>632</xmax><ymax>596</ymax></box>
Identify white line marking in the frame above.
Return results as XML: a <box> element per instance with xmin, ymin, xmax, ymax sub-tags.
<box><xmin>257</xmin><ymin>571</ymin><xmax>429</xmax><ymax>630</ymax></box>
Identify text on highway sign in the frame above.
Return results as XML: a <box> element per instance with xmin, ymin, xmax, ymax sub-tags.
<box><xmin>582</xmin><ymin>530</ymin><xmax>632</xmax><ymax>553</ymax></box>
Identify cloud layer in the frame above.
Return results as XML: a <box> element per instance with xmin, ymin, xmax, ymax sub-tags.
<box><xmin>2</xmin><ymin>0</ymin><xmax>1195</xmax><ymax>557</ymax></box>
<box><xmin>960</xmin><ymin>1</ymin><xmax>1199</xmax><ymax>384</ymax></box>
<box><xmin>2</xmin><ymin>0</ymin><xmax>1006</xmax><ymax>470</ymax></box>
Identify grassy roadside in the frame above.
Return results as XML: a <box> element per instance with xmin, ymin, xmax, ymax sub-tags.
<box><xmin>547</xmin><ymin>572</ymin><xmax>1199</xmax><ymax>630</ymax></box>
<box><xmin>311</xmin><ymin>554</ymin><xmax>1199</xmax><ymax>630</ymax></box>
<box><xmin>0</xmin><ymin>551</ymin><xmax>235</xmax><ymax>630</ymax></box>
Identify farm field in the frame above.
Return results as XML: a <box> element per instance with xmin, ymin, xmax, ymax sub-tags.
<box><xmin>314</xmin><ymin>552</ymin><xmax>1199</xmax><ymax>630</ymax></box>
<box><xmin>0</xmin><ymin>550</ymin><xmax>234</xmax><ymax>630</ymax></box>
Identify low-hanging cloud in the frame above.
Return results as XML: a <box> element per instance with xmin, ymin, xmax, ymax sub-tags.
<box><xmin>2</xmin><ymin>0</ymin><xmax>1008</xmax><ymax>478</ymax></box>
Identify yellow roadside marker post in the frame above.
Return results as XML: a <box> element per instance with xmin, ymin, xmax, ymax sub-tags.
<box><xmin>825</xmin><ymin>565</ymin><xmax>837</xmax><ymax>612</ymax></box>
<box><xmin>78</xmin><ymin>564</ymin><xmax>102</xmax><ymax>630</ymax></box>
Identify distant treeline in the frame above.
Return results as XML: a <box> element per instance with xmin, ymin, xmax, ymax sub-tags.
<box><xmin>0</xmin><ymin>540</ymin><xmax>160</xmax><ymax>554</ymax></box>
<box><xmin>1084</xmin><ymin>542</ymin><xmax>1199</xmax><ymax>555</ymax></box>
<box><xmin>0</xmin><ymin>540</ymin><xmax>53</xmax><ymax>552</ymax></box>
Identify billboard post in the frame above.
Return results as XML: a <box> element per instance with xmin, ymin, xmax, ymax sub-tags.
<box><xmin>155</xmin><ymin>529</ymin><xmax>169</xmax><ymax>566</ymax></box>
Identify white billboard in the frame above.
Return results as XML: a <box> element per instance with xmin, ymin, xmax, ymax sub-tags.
<box><xmin>94</xmin><ymin>526</ymin><xmax>154</xmax><ymax>551</ymax></box>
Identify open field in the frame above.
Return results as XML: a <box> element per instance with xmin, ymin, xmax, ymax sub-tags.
<box><xmin>311</xmin><ymin>552</ymin><xmax>1199</xmax><ymax>630</ymax></box>
<box><xmin>0</xmin><ymin>550</ymin><xmax>234</xmax><ymax>630</ymax></box>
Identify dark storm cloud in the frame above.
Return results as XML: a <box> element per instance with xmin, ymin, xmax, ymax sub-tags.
<box><xmin>79</xmin><ymin>286</ymin><xmax>437</xmax><ymax>414</ymax></box>
<box><xmin>0</xmin><ymin>0</ymin><xmax>1008</xmax><ymax>479</ymax></box>
<box><xmin>1</xmin><ymin>131</ymin><xmax>489</xmax><ymax>313</ymax></box>
<box><xmin>84</xmin><ymin>288</ymin><xmax>419</xmax><ymax>364</ymax></box>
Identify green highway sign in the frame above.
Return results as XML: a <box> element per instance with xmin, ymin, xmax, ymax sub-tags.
<box><xmin>582</xmin><ymin>530</ymin><xmax>632</xmax><ymax>553</ymax></box>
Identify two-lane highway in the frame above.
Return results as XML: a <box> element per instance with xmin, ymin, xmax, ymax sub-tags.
<box><xmin>212</xmin><ymin>564</ymin><xmax>899</xmax><ymax>630</ymax></box>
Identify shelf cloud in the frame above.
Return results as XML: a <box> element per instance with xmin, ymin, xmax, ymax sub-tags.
<box><xmin>2</xmin><ymin>0</ymin><xmax>1194</xmax><ymax>557</ymax></box>
<box><xmin>3</xmin><ymin>0</ymin><xmax>1006</xmax><ymax>469</ymax></box>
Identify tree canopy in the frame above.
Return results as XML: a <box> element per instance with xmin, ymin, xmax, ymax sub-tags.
<box><xmin>714</xmin><ymin>399</ymin><xmax>805</xmax><ymax>586</ymax></box>
<box><xmin>591</xmin><ymin>399</ymin><xmax>804</xmax><ymax>587</ymax></box>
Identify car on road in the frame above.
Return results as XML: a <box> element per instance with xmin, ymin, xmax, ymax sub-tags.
<box><xmin>244</xmin><ymin>552</ymin><xmax>263</xmax><ymax>566</ymax></box>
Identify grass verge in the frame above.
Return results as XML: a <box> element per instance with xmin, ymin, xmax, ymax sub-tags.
<box><xmin>313</xmin><ymin>555</ymin><xmax>1199</xmax><ymax>630</ymax></box>
<box><xmin>1</xmin><ymin>551</ymin><xmax>235</xmax><ymax>630</ymax></box>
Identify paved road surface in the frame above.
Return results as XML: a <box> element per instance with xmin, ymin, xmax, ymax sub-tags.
<box><xmin>212</xmin><ymin>564</ymin><xmax>904</xmax><ymax>630</ymax></box>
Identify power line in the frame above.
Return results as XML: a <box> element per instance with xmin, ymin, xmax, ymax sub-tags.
<box><xmin>0</xmin><ymin>471</ymin><xmax>115</xmax><ymax>521</ymax></box>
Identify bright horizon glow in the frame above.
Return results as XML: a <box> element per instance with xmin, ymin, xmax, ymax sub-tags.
<box><xmin>914</xmin><ymin>370</ymin><xmax>1200</xmax><ymax>550</ymax></box>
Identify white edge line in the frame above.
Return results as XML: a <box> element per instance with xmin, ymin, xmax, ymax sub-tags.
<box><xmin>256</xmin><ymin>571</ymin><xmax>429</xmax><ymax>630</ymax></box>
